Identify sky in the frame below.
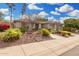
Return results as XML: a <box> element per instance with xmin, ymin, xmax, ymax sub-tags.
<box><xmin>0</xmin><ymin>3</ymin><xmax>79</xmax><ymax>22</ymax></box>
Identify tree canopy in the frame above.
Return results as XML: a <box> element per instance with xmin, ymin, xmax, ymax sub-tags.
<box><xmin>64</xmin><ymin>18</ymin><xmax>79</xmax><ymax>29</ymax></box>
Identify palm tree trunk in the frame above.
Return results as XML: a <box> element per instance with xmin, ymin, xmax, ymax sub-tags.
<box><xmin>10</xmin><ymin>7</ymin><xmax>12</xmax><ymax>28</ymax></box>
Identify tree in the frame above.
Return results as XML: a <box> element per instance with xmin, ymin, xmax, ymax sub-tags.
<box><xmin>0</xmin><ymin>12</ymin><xmax>3</xmax><ymax>21</ymax></box>
<box><xmin>21</xmin><ymin>3</ymin><xmax>26</xmax><ymax>18</ymax></box>
<box><xmin>0</xmin><ymin>12</ymin><xmax>3</xmax><ymax>17</ymax></box>
<box><xmin>40</xmin><ymin>18</ymin><xmax>48</xmax><ymax>22</ymax></box>
<box><xmin>63</xmin><ymin>18</ymin><xmax>79</xmax><ymax>31</ymax></box>
<box><xmin>0</xmin><ymin>12</ymin><xmax>9</xmax><ymax>22</ymax></box>
<box><xmin>6</xmin><ymin>3</ymin><xmax>15</xmax><ymax>27</ymax></box>
<box><xmin>35</xmin><ymin>15</ymin><xmax>48</xmax><ymax>22</ymax></box>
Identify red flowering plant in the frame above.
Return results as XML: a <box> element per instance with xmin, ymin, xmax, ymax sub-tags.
<box><xmin>0</xmin><ymin>23</ymin><xmax>10</xmax><ymax>31</ymax></box>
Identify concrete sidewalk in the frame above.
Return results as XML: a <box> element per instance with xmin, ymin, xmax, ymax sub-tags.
<box><xmin>0</xmin><ymin>34</ymin><xmax>79</xmax><ymax>56</ymax></box>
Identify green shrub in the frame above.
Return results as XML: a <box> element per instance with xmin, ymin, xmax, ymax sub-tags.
<box><xmin>50</xmin><ymin>29</ymin><xmax>56</xmax><ymax>34</ymax></box>
<box><xmin>63</xmin><ymin>27</ymin><xmax>72</xmax><ymax>31</ymax></box>
<box><xmin>59</xmin><ymin>31</ymin><xmax>72</xmax><ymax>37</ymax></box>
<box><xmin>1</xmin><ymin>28</ymin><xmax>22</xmax><ymax>42</ymax></box>
<box><xmin>40</xmin><ymin>28</ymin><xmax>50</xmax><ymax>36</ymax></box>
<box><xmin>20</xmin><ymin>26</ymin><xmax>28</xmax><ymax>33</ymax></box>
<box><xmin>63</xmin><ymin>27</ymin><xmax>77</xmax><ymax>32</ymax></box>
<box><xmin>0</xmin><ymin>32</ymin><xmax>6</xmax><ymax>40</ymax></box>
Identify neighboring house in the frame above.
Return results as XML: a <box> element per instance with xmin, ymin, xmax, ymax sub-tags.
<box><xmin>13</xmin><ymin>20</ymin><xmax>22</xmax><ymax>28</ymax></box>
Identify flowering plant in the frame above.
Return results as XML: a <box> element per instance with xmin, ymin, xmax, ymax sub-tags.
<box><xmin>0</xmin><ymin>23</ymin><xmax>10</xmax><ymax>31</ymax></box>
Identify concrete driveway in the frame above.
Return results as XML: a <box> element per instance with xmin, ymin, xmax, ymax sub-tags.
<box><xmin>0</xmin><ymin>34</ymin><xmax>78</xmax><ymax>56</ymax></box>
<box><xmin>61</xmin><ymin>45</ymin><xmax>79</xmax><ymax>56</ymax></box>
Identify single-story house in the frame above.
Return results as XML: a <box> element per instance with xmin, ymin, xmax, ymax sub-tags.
<box><xmin>12</xmin><ymin>18</ymin><xmax>63</xmax><ymax>31</ymax></box>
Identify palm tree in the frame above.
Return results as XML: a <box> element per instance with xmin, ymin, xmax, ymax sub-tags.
<box><xmin>21</xmin><ymin>3</ymin><xmax>26</xmax><ymax>18</ymax></box>
<box><xmin>6</xmin><ymin>3</ymin><xmax>15</xmax><ymax>27</ymax></box>
<box><xmin>0</xmin><ymin>12</ymin><xmax>3</xmax><ymax>17</ymax></box>
<box><xmin>0</xmin><ymin>12</ymin><xmax>3</xmax><ymax>19</ymax></box>
<box><xmin>0</xmin><ymin>12</ymin><xmax>4</xmax><ymax>22</ymax></box>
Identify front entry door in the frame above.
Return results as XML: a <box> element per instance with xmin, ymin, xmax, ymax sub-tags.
<box><xmin>35</xmin><ymin>24</ymin><xmax>39</xmax><ymax>30</ymax></box>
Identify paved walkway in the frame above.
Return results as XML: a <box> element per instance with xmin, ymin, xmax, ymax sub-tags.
<box><xmin>0</xmin><ymin>34</ymin><xmax>79</xmax><ymax>56</ymax></box>
<box><xmin>61</xmin><ymin>45</ymin><xmax>79</xmax><ymax>56</ymax></box>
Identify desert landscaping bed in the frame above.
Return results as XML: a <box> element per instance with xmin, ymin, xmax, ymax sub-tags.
<box><xmin>0</xmin><ymin>31</ymin><xmax>53</xmax><ymax>48</ymax></box>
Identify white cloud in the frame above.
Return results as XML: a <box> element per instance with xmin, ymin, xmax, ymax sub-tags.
<box><xmin>56</xmin><ymin>4</ymin><xmax>74</xmax><ymax>13</ymax></box>
<box><xmin>50</xmin><ymin>11</ymin><xmax>60</xmax><ymax>15</ymax></box>
<box><xmin>68</xmin><ymin>10</ymin><xmax>79</xmax><ymax>17</ymax></box>
<box><xmin>59</xmin><ymin>17</ymin><xmax>74</xmax><ymax>23</ymax></box>
<box><xmin>4</xmin><ymin>16</ymin><xmax>10</xmax><ymax>21</ymax></box>
<box><xmin>30</xmin><ymin>14</ymin><xmax>38</xmax><ymax>20</ymax></box>
<box><xmin>47</xmin><ymin>16</ymin><xmax>58</xmax><ymax>22</ymax></box>
<box><xmin>0</xmin><ymin>8</ymin><xmax>9</xmax><ymax>15</ymax></box>
<box><xmin>21</xmin><ymin>14</ymin><xmax>29</xmax><ymax>19</ymax></box>
<box><xmin>38</xmin><ymin>11</ymin><xmax>48</xmax><ymax>17</ymax></box>
<box><xmin>60</xmin><ymin>17</ymin><xmax>71</xmax><ymax>20</ymax></box>
<box><xmin>27</xmin><ymin>4</ymin><xmax>43</xmax><ymax>10</ymax></box>
<box><xmin>48</xmin><ymin>16</ymin><xmax>55</xmax><ymax>21</ymax></box>
<box><xmin>4</xmin><ymin>16</ymin><xmax>14</xmax><ymax>21</ymax></box>
<box><xmin>55</xmin><ymin>8</ymin><xmax>59</xmax><ymax>11</ymax></box>
<box><xmin>48</xmin><ymin>16</ymin><xmax>54</xmax><ymax>19</ymax></box>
